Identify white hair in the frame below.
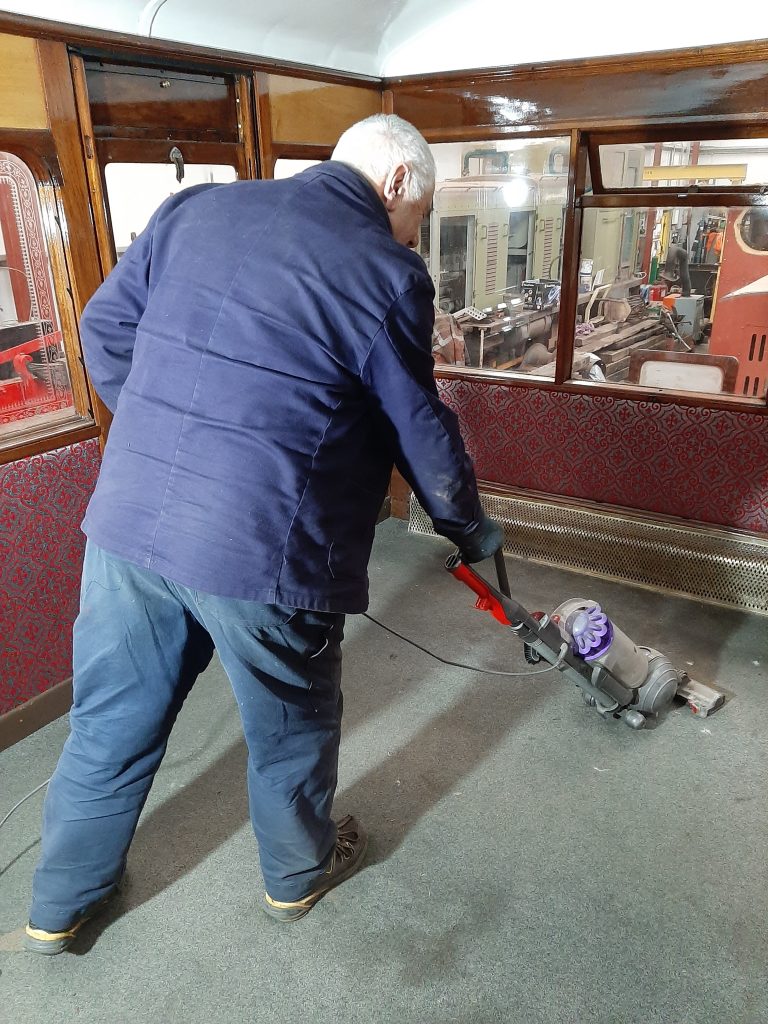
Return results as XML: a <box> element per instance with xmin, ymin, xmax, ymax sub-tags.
<box><xmin>331</xmin><ymin>114</ymin><xmax>435</xmax><ymax>202</ymax></box>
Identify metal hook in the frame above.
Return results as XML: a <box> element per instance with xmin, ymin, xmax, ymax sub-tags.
<box><xmin>169</xmin><ymin>146</ymin><xmax>184</xmax><ymax>183</ymax></box>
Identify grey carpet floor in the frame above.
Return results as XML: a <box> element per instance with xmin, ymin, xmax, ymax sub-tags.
<box><xmin>1</xmin><ymin>519</ymin><xmax>766</xmax><ymax>1023</ymax></box>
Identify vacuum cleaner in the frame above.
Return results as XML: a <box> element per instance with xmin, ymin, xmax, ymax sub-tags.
<box><xmin>446</xmin><ymin>549</ymin><xmax>724</xmax><ymax>728</ymax></box>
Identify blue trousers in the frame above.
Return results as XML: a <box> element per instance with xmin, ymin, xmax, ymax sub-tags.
<box><xmin>29</xmin><ymin>541</ymin><xmax>345</xmax><ymax>930</ymax></box>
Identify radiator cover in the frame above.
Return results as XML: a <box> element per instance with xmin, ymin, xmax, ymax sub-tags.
<box><xmin>409</xmin><ymin>490</ymin><xmax>768</xmax><ymax>616</ymax></box>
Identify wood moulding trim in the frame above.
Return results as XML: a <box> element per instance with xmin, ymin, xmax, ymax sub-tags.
<box><xmin>254</xmin><ymin>71</ymin><xmax>275</xmax><ymax>178</ymax></box>
<box><xmin>0</xmin><ymin>11</ymin><xmax>380</xmax><ymax>87</ymax></box>
<box><xmin>271</xmin><ymin>143</ymin><xmax>333</xmax><ymax>162</ymax></box>
<box><xmin>383</xmin><ymin>37</ymin><xmax>768</xmax><ymax>87</ymax></box>
<box><xmin>433</xmin><ymin>366</ymin><xmax>768</xmax><ymax>416</ymax></box>
<box><xmin>582</xmin><ymin>192</ymin><xmax>768</xmax><ymax>209</ymax></box>
<box><xmin>69</xmin><ymin>53</ymin><xmax>116</xmax><ymax>280</ymax></box>
<box><xmin>418</xmin><ymin>115</ymin><xmax>768</xmax><ymax>144</ymax></box>
<box><xmin>0</xmin><ymin>677</ymin><xmax>73</xmax><ymax>752</ymax></box>
<box><xmin>95</xmin><ymin>138</ymin><xmax>244</xmax><ymax>163</ymax></box>
<box><xmin>0</xmin><ymin>421</ymin><xmax>101</xmax><ymax>465</ymax></box>
<box><xmin>553</xmin><ymin>129</ymin><xmax>583</xmax><ymax>385</ymax></box>
<box><xmin>236</xmin><ymin>74</ymin><xmax>258</xmax><ymax>179</ymax></box>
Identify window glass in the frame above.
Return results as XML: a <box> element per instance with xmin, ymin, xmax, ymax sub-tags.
<box><xmin>571</xmin><ymin>203</ymin><xmax>767</xmax><ymax>399</ymax></box>
<box><xmin>1</xmin><ymin>152</ymin><xmax>75</xmax><ymax>443</ymax></box>
<box><xmin>599</xmin><ymin>140</ymin><xmax>768</xmax><ymax>189</ymax></box>
<box><xmin>274</xmin><ymin>158</ymin><xmax>321</xmax><ymax>179</ymax></box>
<box><xmin>104</xmin><ymin>163</ymin><xmax>237</xmax><ymax>257</ymax></box>
<box><xmin>427</xmin><ymin>138</ymin><xmax>569</xmax><ymax>375</ymax></box>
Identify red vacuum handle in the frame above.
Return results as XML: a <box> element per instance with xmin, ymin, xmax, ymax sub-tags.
<box><xmin>445</xmin><ymin>552</ymin><xmax>513</xmax><ymax>626</ymax></box>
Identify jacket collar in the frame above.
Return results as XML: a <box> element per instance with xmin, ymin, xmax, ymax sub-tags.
<box><xmin>311</xmin><ymin>161</ymin><xmax>392</xmax><ymax>235</ymax></box>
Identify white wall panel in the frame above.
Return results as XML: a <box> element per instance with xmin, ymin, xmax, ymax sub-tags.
<box><xmin>0</xmin><ymin>0</ymin><xmax>146</xmax><ymax>34</ymax></box>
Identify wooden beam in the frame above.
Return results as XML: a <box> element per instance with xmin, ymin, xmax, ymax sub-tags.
<box><xmin>0</xmin><ymin>677</ymin><xmax>72</xmax><ymax>752</ymax></box>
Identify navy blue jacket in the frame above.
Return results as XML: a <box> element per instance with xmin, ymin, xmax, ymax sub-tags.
<box><xmin>80</xmin><ymin>162</ymin><xmax>482</xmax><ymax>612</ymax></box>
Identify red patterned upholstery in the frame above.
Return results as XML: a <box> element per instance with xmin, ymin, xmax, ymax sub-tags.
<box><xmin>0</xmin><ymin>439</ymin><xmax>100</xmax><ymax>715</ymax></box>
<box><xmin>437</xmin><ymin>379</ymin><xmax>768</xmax><ymax>534</ymax></box>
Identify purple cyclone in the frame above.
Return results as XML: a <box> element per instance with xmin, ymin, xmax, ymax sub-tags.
<box><xmin>567</xmin><ymin>604</ymin><xmax>614</xmax><ymax>659</ymax></box>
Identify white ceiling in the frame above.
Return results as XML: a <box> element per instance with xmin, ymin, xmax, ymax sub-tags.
<box><xmin>1</xmin><ymin>0</ymin><xmax>765</xmax><ymax>76</ymax></box>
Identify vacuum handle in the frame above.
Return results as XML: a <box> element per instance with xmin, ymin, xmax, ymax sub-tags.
<box><xmin>494</xmin><ymin>547</ymin><xmax>511</xmax><ymax>598</ymax></box>
<box><xmin>446</xmin><ymin>551</ymin><xmax>536</xmax><ymax>631</ymax></box>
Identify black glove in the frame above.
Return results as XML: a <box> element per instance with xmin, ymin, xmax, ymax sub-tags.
<box><xmin>457</xmin><ymin>514</ymin><xmax>504</xmax><ymax>564</ymax></box>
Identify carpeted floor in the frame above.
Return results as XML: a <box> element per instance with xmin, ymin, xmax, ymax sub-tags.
<box><xmin>1</xmin><ymin>519</ymin><xmax>766</xmax><ymax>1023</ymax></box>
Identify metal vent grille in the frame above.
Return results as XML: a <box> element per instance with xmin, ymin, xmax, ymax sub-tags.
<box><xmin>485</xmin><ymin>223</ymin><xmax>499</xmax><ymax>295</ymax></box>
<box><xmin>409</xmin><ymin>491</ymin><xmax>768</xmax><ymax>616</ymax></box>
<box><xmin>541</xmin><ymin>218</ymin><xmax>554</xmax><ymax>278</ymax></box>
<box><xmin>743</xmin><ymin>329</ymin><xmax>767</xmax><ymax>399</ymax></box>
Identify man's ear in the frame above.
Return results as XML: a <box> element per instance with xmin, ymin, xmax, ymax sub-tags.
<box><xmin>383</xmin><ymin>163</ymin><xmax>410</xmax><ymax>208</ymax></box>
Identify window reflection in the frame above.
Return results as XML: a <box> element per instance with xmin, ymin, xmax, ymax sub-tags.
<box><xmin>573</xmin><ymin>202</ymin><xmax>767</xmax><ymax>399</ymax></box>
<box><xmin>427</xmin><ymin>138</ymin><xmax>568</xmax><ymax>375</ymax></box>
<box><xmin>599</xmin><ymin>139</ymin><xmax>768</xmax><ymax>190</ymax></box>
<box><xmin>274</xmin><ymin>158</ymin><xmax>321</xmax><ymax>179</ymax></box>
<box><xmin>1</xmin><ymin>152</ymin><xmax>75</xmax><ymax>441</ymax></box>
<box><xmin>738</xmin><ymin>208</ymin><xmax>768</xmax><ymax>253</ymax></box>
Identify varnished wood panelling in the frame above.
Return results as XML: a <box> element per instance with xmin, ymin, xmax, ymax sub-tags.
<box><xmin>0</xmin><ymin>32</ymin><xmax>47</xmax><ymax>130</ymax></box>
<box><xmin>388</xmin><ymin>46</ymin><xmax>768</xmax><ymax>134</ymax></box>
<box><xmin>85</xmin><ymin>61</ymin><xmax>239</xmax><ymax>142</ymax></box>
<box><xmin>38</xmin><ymin>42</ymin><xmax>110</xmax><ymax>434</ymax></box>
<box><xmin>266</xmin><ymin>74</ymin><xmax>381</xmax><ymax>145</ymax></box>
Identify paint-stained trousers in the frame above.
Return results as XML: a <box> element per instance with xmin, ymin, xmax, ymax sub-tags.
<box><xmin>29</xmin><ymin>541</ymin><xmax>345</xmax><ymax>931</ymax></box>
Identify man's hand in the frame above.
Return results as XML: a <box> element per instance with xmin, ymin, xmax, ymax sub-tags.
<box><xmin>458</xmin><ymin>514</ymin><xmax>504</xmax><ymax>564</ymax></box>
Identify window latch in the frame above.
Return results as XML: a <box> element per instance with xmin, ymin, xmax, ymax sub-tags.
<box><xmin>169</xmin><ymin>146</ymin><xmax>184</xmax><ymax>183</ymax></box>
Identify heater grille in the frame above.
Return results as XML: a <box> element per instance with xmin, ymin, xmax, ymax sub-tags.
<box><xmin>409</xmin><ymin>491</ymin><xmax>768</xmax><ymax>616</ymax></box>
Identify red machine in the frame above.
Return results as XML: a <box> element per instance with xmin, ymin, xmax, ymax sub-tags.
<box><xmin>0</xmin><ymin>322</ymin><xmax>69</xmax><ymax>421</ymax></box>
<box><xmin>708</xmin><ymin>209</ymin><xmax>768</xmax><ymax>400</ymax></box>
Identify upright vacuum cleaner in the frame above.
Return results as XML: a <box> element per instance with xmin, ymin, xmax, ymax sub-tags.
<box><xmin>446</xmin><ymin>550</ymin><xmax>724</xmax><ymax>728</ymax></box>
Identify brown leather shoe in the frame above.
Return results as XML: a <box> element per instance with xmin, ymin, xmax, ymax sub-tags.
<box><xmin>262</xmin><ymin>815</ymin><xmax>368</xmax><ymax>922</ymax></box>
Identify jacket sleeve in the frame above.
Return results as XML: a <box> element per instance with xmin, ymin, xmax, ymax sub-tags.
<box><xmin>79</xmin><ymin>184</ymin><xmax>219</xmax><ymax>413</ymax></box>
<box><xmin>78</xmin><ymin>222</ymin><xmax>156</xmax><ymax>413</ymax></box>
<box><xmin>360</xmin><ymin>283</ymin><xmax>484</xmax><ymax>544</ymax></box>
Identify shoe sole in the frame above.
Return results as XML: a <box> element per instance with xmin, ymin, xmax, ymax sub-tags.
<box><xmin>263</xmin><ymin>832</ymin><xmax>369</xmax><ymax>922</ymax></box>
<box><xmin>24</xmin><ymin>880</ymin><xmax>123</xmax><ymax>955</ymax></box>
<box><xmin>24</xmin><ymin>930</ymin><xmax>79</xmax><ymax>956</ymax></box>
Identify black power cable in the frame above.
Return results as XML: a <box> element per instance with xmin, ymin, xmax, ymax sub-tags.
<box><xmin>362</xmin><ymin>611</ymin><xmax>567</xmax><ymax>679</ymax></box>
<box><xmin>0</xmin><ymin>616</ymin><xmax>566</xmax><ymax>831</ymax></box>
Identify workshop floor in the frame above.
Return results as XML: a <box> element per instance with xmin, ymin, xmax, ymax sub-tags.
<box><xmin>1</xmin><ymin>519</ymin><xmax>766</xmax><ymax>1024</ymax></box>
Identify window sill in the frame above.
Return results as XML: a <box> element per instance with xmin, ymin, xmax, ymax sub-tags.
<box><xmin>433</xmin><ymin>364</ymin><xmax>768</xmax><ymax>413</ymax></box>
<box><xmin>0</xmin><ymin>416</ymin><xmax>100</xmax><ymax>465</ymax></box>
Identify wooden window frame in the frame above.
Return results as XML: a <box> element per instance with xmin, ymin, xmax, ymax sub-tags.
<box><xmin>269</xmin><ymin>145</ymin><xmax>332</xmax><ymax>178</ymax></box>
<box><xmin>72</xmin><ymin>55</ymin><xmax>258</xmax><ymax>273</ymax></box>
<box><xmin>0</xmin><ymin>130</ymin><xmax>98</xmax><ymax>464</ymax></box>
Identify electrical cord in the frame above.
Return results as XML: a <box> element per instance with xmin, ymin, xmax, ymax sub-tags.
<box><xmin>362</xmin><ymin>612</ymin><xmax>568</xmax><ymax>678</ymax></box>
<box><xmin>0</xmin><ymin>778</ymin><xmax>50</xmax><ymax>831</ymax></box>
<box><xmin>0</xmin><ymin>620</ymin><xmax>567</xmax><ymax>831</ymax></box>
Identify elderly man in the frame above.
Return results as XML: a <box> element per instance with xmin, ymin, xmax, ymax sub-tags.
<box><xmin>25</xmin><ymin>114</ymin><xmax>502</xmax><ymax>954</ymax></box>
